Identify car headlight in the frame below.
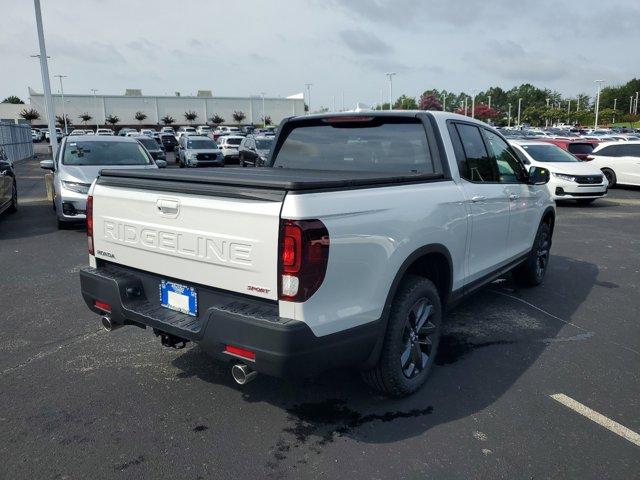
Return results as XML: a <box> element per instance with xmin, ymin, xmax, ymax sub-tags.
<box><xmin>61</xmin><ymin>180</ymin><xmax>91</xmax><ymax>194</ymax></box>
<box><xmin>552</xmin><ymin>173</ymin><xmax>576</xmax><ymax>182</ymax></box>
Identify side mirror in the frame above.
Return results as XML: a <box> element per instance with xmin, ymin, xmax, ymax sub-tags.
<box><xmin>40</xmin><ymin>159</ymin><xmax>55</xmax><ymax>171</ymax></box>
<box><xmin>155</xmin><ymin>159</ymin><xmax>167</xmax><ymax>168</ymax></box>
<box><xmin>528</xmin><ymin>166</ymin><xmax>549</xmax><ymax>185</ymax></box>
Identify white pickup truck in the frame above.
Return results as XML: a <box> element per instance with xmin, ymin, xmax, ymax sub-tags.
<box><xmin>80</xmin><ymin>111</ymin><xmax>555</xmax><ymax>396</ymax></box>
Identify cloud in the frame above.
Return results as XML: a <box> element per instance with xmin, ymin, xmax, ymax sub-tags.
<box><xmin>339</xmin><ymin>29</ymin><xmax>393</xmax><ymax>55</ymax></box>
<box><xmin>47</xmin><ymin>37</ymin><xmax>127</xmax><ymax>65</ymax></box>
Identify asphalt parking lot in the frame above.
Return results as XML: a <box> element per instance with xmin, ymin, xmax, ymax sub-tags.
<box><xmin>1</xmin><ymin>148</ymin><xmax>639</xmax><ymax>479</ymax></box>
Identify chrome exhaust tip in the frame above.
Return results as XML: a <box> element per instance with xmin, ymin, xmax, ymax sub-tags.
<box><xmin>101</xmin><ymin>315</ymin><xmax>121</xmax><ymax>332</ymax></box>
<box><xmin>231</xmin><ymin>363</ymin><xmax>257</xmax><ymax>385</ymax></box>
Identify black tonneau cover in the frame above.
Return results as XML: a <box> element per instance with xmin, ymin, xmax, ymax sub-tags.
<box><xmin>98</xmin><ymin>167</ymin><xmax>443</xmax><ymax>192</ymax></box>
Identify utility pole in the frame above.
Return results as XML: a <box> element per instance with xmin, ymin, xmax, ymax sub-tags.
<box><xmin>54</xmin><ymin>75</ymin><xmax>68</xmax><ymax>135</ymax></box>
<box><xmin>33</xmin><ymin>0</ymin><xmax>58</xmax><ymax>157</ymax></box>
<box><xmin>260</xmin><ymin>92</ymin><xmax>266</xmax><ymax>127</ymax></box>
<box><xmin>385</xmin><ymin>72</ymin><xmax>396</xmax><ymax>110</ymax></box>
<box><xmin>594</xmin><ymin>80</ymin><xmax>604</xmax><ymax>129</ymax></box>
<box><xmin>304</xmin><ymin>83</ymin><xmax>312</xmax><ymax>115</ymax></box>
<box><xmin>517</xmin><ymin>98</ymin><xmax>522</xmax><ymax>128</ymax></box>
<box><xmin>90</xmin><ymin>89</ymin><xmax>99</xmax><ymax>130</ymax></box>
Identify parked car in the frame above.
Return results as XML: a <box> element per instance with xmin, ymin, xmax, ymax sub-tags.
<box><xmin>586</xmin><ymin>141</ymin><xmax>640</xmax><ymax>187</ymax></box>
<box><xmin>217</xmin><ymin>135</ymin><xmax>244</xmax><ymax>164</ymax></box>
<box><xmin>84</xmin><ymin>130</ymin><xmax>95</xmax><ymax>135</ymax></box>
<box><xmin>118</xmin><ymin>128</ymin><xmax>137</xmax><ymax>136</ymax></box>
<box><xmin>31</xmin><ymin>128</ymin><xmax>45</xmax><ymax>142</ymax></box>
<box><xmin>136</xmin><ymin>136</ymin><xmax>167</xmax><ymax>166</ymax></box>
<box><xmin>140</xmin><ymin>129</ymin><xmax>154</xmax><ymax>137</ymax></box>
<box><xmin>239</xmin><ymin>135</ymin><xmax>273</xmax><ymax>167</ymax></box>
<box><xmin>45</xmin><ymin>128</ymin><xmax>63</xmax><ymax>142</ymax></box>
<box><xmin>176</xmin><ymin>126</ymin><xmax>197</xmax><ymax>140</ymax></box>
<box><xmin>535</xmin><ymin>138</ymin><xmax>599</xmax><ymax>161</ymax></box>
<box><xmin>510</xmin><ymin>140</ymin><xmax>607</xmax><ymax>203</ymax></box>
<box><xmin>196</xmin><ymin>125</ymin><xmax>211</xmax><ymax>136</ymax></box>
<box><xmin>79</xmin><ymin>111</ymin><xmax>554</xmax><ymax>397</ymax></box>
<box><xmin>177</xmin><ymin>136</ymin><xmax>223</xmax><ymax>167</ymax></box>
<box><xmin>39</xmin><ymin>135</ymin><xmax>160</xmax><ymax>229</ymax></box>
<box><xmin>159</xmin><ymin>133</ymin><xmax>178</xmax><ymax>152</ymax></box>
<box><xmin>160</xmin><ymin>127</ymin><xmax>176</xmax><ymax>135</ymax></box>
<box><xmin>0</xmin><ymin>148</ymin><xmax>17</xmax><ymax>217</ymax></box>
<box><xmin>69</xmin><ymin>129</ymin><xmax>86</xmax><ymax>136</ymax></box>
<box><xmin>216</xmin><ymin>125</ymin><xmax>240</xmax><ymax>135</ymax></box>
<box><xmin>96</xmin><ymin>128</ymin><xmax>114</xmax><ymax>136</ymax></box>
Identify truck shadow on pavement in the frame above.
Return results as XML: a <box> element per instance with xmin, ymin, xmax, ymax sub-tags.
<box><xmin>171</xmin><ymin>255</ymin><xmax>597</xmax><ymax>468</ymax></box>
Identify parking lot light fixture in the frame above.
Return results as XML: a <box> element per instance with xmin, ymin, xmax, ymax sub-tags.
<box><xmin>594</xmin><ymin>80</ymin><xmax>604</xmax><ymax>129</ymax></box>
<box><xmin>471</xmin><ymin>93</ymin><xmax>476</xmax><ymax>118</ymax></box>
<box><xmin>32</xmin><ymin>0</ymin><xmax>58</xmax><ymax>157</ymax></box>
<box><xmin>508</xmin><ymin>103</ymin><xmax>512</xmax><ymax>127</ymax></box>
<box><xmin>305</xmin><ymin>83</ymin><xmax>312</xmax><ymax>115</ymax></box>
<box><xmin>260</xmin><ymin>92</ymin><xmax>266</xmax><ymax>127</ymax></box>
<box><xmin>613</xmin><ymin>98</ymin><xmax>617</xmax><ymax>124</ymax></box>
<box><xmin>635</xmin><ymin>92</ymin><xmax>639</xmax><ymax>115</ymax></box>
<box><xmin>385</xmin><ymin>72</ymin><xmax>396</xmax><ymax>110</ymax></box>
<box><xmin>91</xmin><ymin>89</ymin><xmax>99</xmax><ymax>130</ymax></box>
<box><xmin>517</xmin><ymin>98</ymin><xmax>522</xmax><ymax>127</ymax></box>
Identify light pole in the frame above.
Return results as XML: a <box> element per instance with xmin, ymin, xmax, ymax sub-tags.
<box><xmin>464</xmin><ymin>97</ymin><xmax>468</xmax><ymax>116</ymax></box>
<box><xmin>635</xmin><ymin>91</ymin><xmax>639</xmax><ymax>115</ymax></box>
<box><xmin>594</xmin><ymin>80</ymin><xmax>604</xmax><ymax>129</ymax></box>
<box><xmin>613</xmin><ymin>98</ymin><xmax>617</xmax><ymax>124</ymax></box>
<box><xmin>471</xmin><ymin>92</ymin><xmax>476</xmax><ymax>118</ymax></box>
<box><xmin>508</xmin><ymin>103</ymin><xmax>512</xmax><ymax>127</ymax></box>
<box><xmin>385</xmin><ymin>72</ymin><xmax>396</xmax><ymax>110</ymax></box>
<box><xmin>341</xmin><ymin>90</ymin><xmax>345</xmax><ymax>111</ymax></box>
<box><xmin>260</xmin><ymin>92</ymin><xmax>266</xmax><ymax>127</ymax></box>
<box><xmin>304</xmin><ymin>83</ymin><xmax>312</xmax><ymax>115</ymax></box>
<box><xmin>630</xmin><ymin>96</ymin><xmax>634</xmax><ymax>114</ymax></box>
<box><xmin>32</xmin><ymin>0</ymin><xmax>58</xmax><ymax>157</ymax></box>
<box><xmin>54</xmin><ymin>75</ymin><xmax>68</xmax><ymax>135</ymax></box>
<box><xmin>487</xmin><ymin>95</ymin><xmax>491</xmax><ymax>110</ymax></box>
<box><xmin>517</xmin><ymin>98</ymin><xmax>522</xmax><ymax>128</ymax></box>
<box><xmin>90</xmin><ymin>89</ymin><xmax>99</xmax><ymax>130</ymax></box>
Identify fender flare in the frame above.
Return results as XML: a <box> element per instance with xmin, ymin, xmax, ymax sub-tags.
<box><xmin>361</xmin><ymin>243</ymin><xmax>453</xmax><ymax>369</ymax></box>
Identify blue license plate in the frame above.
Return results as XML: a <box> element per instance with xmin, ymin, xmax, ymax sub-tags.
<box><xmin>159</xmin><ymin>281</ymin><xmax>198</xmax><ymax>316</ymax></box>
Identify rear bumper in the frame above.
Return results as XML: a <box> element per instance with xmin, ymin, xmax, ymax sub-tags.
<box><xmin>79</xmin><ymin>263</ymin><xmax>379</xmax><ymax>379</ymax></box>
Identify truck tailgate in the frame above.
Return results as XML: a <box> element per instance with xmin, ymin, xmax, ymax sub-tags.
<box><xmin>91</xmin><ymin>182</ymin><xmax>282</xmax><ymax>301</ymax></box>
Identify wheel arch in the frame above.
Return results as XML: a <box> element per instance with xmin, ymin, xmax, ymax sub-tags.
<box><xmin>541</xmin><ymin>206</ymin><xmax>555</xmax><ymax>237</ymax></box>
<box><xmin>362</xmin><ymin>243</ymin><xmax>453</xmax><ymax>369</ymax></box>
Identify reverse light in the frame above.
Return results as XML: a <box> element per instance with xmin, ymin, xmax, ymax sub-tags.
<box><xmin>278</xmin><ymin>219</ymin><xmax>329</xmax><ymax>302</ymax></box>
<box><xmin>86</xmin><ymin>194</ymin><xmax>94</xmax><ymax>255</ymax></box>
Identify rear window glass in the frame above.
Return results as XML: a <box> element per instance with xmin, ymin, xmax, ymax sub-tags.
<box><xmin>256</xmin><ymin>139</ymin><xmax>273</xmax><ymax>149</ymax></box>
<box><xmin>226</xmin><ymin>138</ymin><xmax>243</xmax><ymax>146</ymax></box>
<box><xmin>272</xmin><ymin>119</ymin><xmax>435</xmax><ymax>173</ymax></box>
<box><xmin>520</xmin><ymin>144</ymin><xmax>578</xmax><ymax>162</ymax></box>
<box><xmin>188</xmin><ymin>139</ymin><xmax>217</xmax><ymax>149</ymax></box>
<box><xmin>138</xmin><ymin>138</ymin><xmax>158</xmax><ymax>149</ymax></box>
<box><xmin>62</xmin><ymin>141</ymin><xmax>152</xmax><ymax>166</ymax></box>
<box><xmin>567</xmin><ymin>143</ymin><xmax>594</xmax><ymax>155</ymax></box>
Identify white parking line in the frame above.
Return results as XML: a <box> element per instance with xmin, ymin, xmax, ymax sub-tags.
<box><xmin>550</xmin><ymin>393</ymin><xmax>640</xmax><ymax>447</ymax></box>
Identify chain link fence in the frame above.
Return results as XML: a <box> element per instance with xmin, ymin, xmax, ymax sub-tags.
<box><xmin>0</xmin><ymin>121</ymin><xmax>34</xmax><ymax>162</ymax></box>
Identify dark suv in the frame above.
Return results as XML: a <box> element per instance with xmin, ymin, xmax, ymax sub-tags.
<box><xmin>159</xmin><ymin>133</ymin><xmax>178</xmax><ymax>152</ymax></box>
<box><xmin>0</xmin><ymin>148</ymin><xmax>18</xmax><ymax>217</ymax></box>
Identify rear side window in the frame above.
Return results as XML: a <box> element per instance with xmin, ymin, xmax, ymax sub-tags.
<box><xmin>272</xmin><ymin>118</ymin><xmax>436</xmax><ymax>173</ymax></box>
<box><xmin>620</xmin><ymin>144</ymin><xmax>640</xmax><ymax>156</ymax></box>
<box><xmin>452</xmin><ymin>123</ymin><xmax>499</xmax><ymax>182</ymax></box>
<box><xmin>597</xmin><ymin>145</ymin><xmax>623</xmax><ymax>157</ymax></box>
<box><xmin>567</xmin><ymin>143</ymin><xmax>594</xmax><ymax>155</ymax></box>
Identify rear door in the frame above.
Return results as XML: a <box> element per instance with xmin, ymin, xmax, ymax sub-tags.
<box><xmin>91</xmin><ymin>182</ymin><xmax>283</xmax><ymax>300</ymax></box>
<box><xmin>449</xmin><ymin>122</ymin><xmax>511</xmax><ymax>283</ymax></box>
<box><xmin>616</xmin><ymin>144</ymin><xmax>640</xmax><ymax>185</ymax></box>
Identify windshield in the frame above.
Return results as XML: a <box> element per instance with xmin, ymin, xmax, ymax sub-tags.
<box><xmin>187</xmin><ymin>139</ymin><xmax>217</xmax><ymax>149</ymax></box>
<box><xmin>520</xmin><ymin>144</ymin><xmax>578</xmax><ymax>162</ymax></box>
<box><xmin>138</xmin><ymin>138</ymin><xmax>158</xmax><ymax>149</ymax></box>
<box><xmin>256</xmin><ymin>139</ymin><xmax>273</xmax><ymax>150</ymax></box>
<box><xmin>62</xmin><ymin>141</ymin><xmax>152</xmax><ymax>166</ymax></box>
<box><xmin>272</xmin><ymin>119</ymin><xmax>436</xmax><ymax>173</ymax></box>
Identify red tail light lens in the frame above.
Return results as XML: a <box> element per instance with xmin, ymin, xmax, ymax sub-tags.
<box><xmin>86</xmin><ymin>194</ymin><xmax>94</xmax><ymax>255</ymax></box>
<box><xmin>225</xmin><ymin>345</ymin><xmax>256</xmax><ymax>360</ymax></box>
<box><xmin>279</xmin><ymin>219</ymin><xmax>329</xmax><ymax>302</ymax></box>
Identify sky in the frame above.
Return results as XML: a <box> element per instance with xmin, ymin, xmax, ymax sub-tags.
<box><xmin>1</xmin><ymin>0</ymin><xmax>639</xmax><ymax>110</ymax></box>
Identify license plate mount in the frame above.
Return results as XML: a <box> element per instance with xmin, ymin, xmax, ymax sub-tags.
<box><xmin>159</xmin><ymin>280</ymin><xmax>198</xmax><ymax>316</ymax></box>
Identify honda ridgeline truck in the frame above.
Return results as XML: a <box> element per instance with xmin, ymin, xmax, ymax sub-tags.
<box><xmin>80</xmin><ymin>111</ymin><xmax>554</xmax><ymax>396</ymax></box>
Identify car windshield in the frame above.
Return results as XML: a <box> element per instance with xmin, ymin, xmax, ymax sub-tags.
<box><xmin>520</xmin><ymin>144</ymin><xmax>578</xmax><ymax>162</ymax></box>
<box><xmin>188</xmin><ymin>139</ymin><xmax>217</xmax><ymax>149</ymax></box>
<box><xmin>138</xmin><ymin>138</ymin><xmax>158</xmax><ymax>149</ymax></box>
<box><xmin>272</xmin><ymin>118</ymin><xmax>436</xmax><ymax>173</ymax></box>
<box><xmin>226</xmin><ymin>138</ymin><xmax>243</xmax><ymax>145</ymax></box>
<box><xmin>62</xmin><ymin>141</ymin><xmax>152</xmax><ymax>166</ymax></box>
<box><xmin>255</xmin><ymin>139</ymin><xmax>272</xmax><ymax>149</ymax></box>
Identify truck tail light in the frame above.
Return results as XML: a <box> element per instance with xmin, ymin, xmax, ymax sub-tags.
<box><xmin>278</xmin><ymin>219</ymin><xmax>329</xmax><ymax>302</ymax></box>
<box><xmin>86</xmin><ymin>193</ymin><xmax>94</xmax><ymax>255</ymax></box>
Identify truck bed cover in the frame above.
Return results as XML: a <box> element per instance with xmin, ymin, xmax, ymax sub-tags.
<box><xmin>98</xmin><ymin>167</ymin><xmax>444</xmax><ymax>192</ymax></box>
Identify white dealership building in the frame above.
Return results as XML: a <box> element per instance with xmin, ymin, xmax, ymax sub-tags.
<box><xmin>2</xmin><ymin>88</ymin><xmax>305</xmax><ymax>126</ymax></box>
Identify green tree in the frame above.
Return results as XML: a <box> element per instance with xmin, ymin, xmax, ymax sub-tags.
<box><xmin>55</xmin><ymin>114</ymin><xmax>72</xmax><ymax>128</ymax></box>
<box><xmin>79</xmin><ymin>112</ymin><xmax>92</xmax><ymax>125</ymax></box>
<box><xmin>184</xmin><ymin>110</ymin><xmax>198</xmax><ymax>124</ymax></box>
<box><xmin>232</xmin><ymin>111</ymin><xmax>246</xmax><ymax>124</ymax></box>
<box><xmin>134</xmin><ymin>111</ymin><xmax>147</xmax><ymax>124</ymax></box>
<box><xmin>262</xmin><ymin>115</ymin><xmax>272</xmax><ymax>126</ymax></box>
<box><xmin>161</xmin><ymin>115</ymin><xmax>175</xmax><ymax>125</ymax></box>
<box><xmin>2</xmin><ymin>95</ymin><xmax>24</xmax><ymax>104</ymax></box>
<box><xmin>105</xmin><ymin>114</ymin><xmax>120</xmax><ymax>126</ymax></box>
<box><xmin>19</xmin><ymin>108</ymin><xmax>40</xmax><ymax>123</ymax></box>
<box><xmin>209</xmin><ymin>114</ymin><xmax>224</xmax><ymax>125</ymax></box>
<box><xmin>394</xmin><ymin>95</ymin><xmax>418</xmax><ymax>109</ymax></box>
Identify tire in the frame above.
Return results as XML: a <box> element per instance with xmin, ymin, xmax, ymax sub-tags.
<box><xmin>602</xmin><ymin>168</ymin><xmax>616</xmax><ymax>188</ymax></box>
<box><xmin>513</xmin><ymin>222</ymin><xmax>551</xmax><ymax>287</ymax></box>
<box><xmin>577</xmin><ymin>198</ymin><xmax>596</xmax><ymax>205</ymax></box>
<box><xmin>361</xmin><ymin>275</ymin><xmax>442</xmax><ymax>397</ymax></box>
<box><xmin>8</xmin><ymin>182</ymin><xmax>17</xmax><ymax>213</ymax></box>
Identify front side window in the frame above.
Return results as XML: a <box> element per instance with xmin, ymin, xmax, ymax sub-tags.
<box><xmin>138</xmin><ymin>138</ymin><xmax>158</xmax><ymax>150</ymax></box>
<box><xmin>483</xmin><ymin>130</ymin><xmax>527</xmax><ymax>183</ymax></box>
<box><xmin>272</xmin><ymin>118</ymin><xmax>435</xmax><ymax>173</ymax></box>
<box><xmin>453</xmin><ymin>123</ymin><xmax>498</xmax><ymax>182</ymax></box>
<box><xmin>62</xmin><ymin>141</ymin><xmax>152</xmax><ymax>166</ymax></box>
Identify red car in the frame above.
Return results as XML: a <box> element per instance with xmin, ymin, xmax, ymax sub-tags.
<box><xmin>536</xmin><ymin>138</ymin><xmax>599</xmax><ymax>161</ymax></box>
